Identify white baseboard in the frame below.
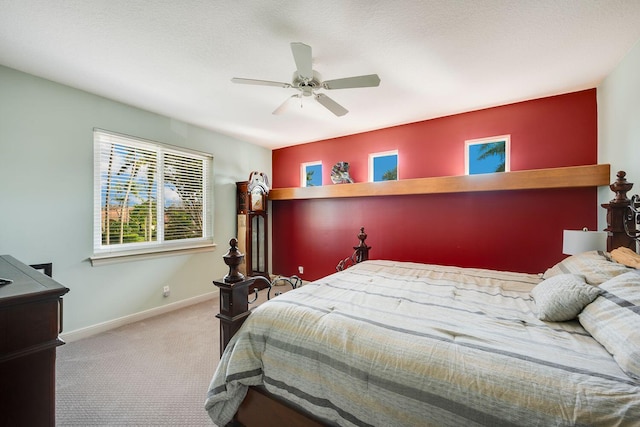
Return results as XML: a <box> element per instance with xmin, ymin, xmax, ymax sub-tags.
<box><xmin>60</xmin><ymin>292</ymin><xmax>218</xmax><ymax>343</ymax></box>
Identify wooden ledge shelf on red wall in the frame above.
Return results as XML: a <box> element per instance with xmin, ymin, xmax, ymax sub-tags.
<box><xmin>269</xmin><ymin>164</ymin><xmax>611</xmax><ymax>201</ymax></box>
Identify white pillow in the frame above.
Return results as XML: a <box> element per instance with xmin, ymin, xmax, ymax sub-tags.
<box><xmin>531</xmin><ymin>274</ymin><xmax>600</xmax><ymax>321</ymax></box>
<box><xmin>578</xmin><ymin>271</ymin><xmax>640</xmax><ymax>381</ymax></box>
<box><xmin>543</xmin><ymin>250</ymin><xmax>631</xmax><ymax>285</ymax></box>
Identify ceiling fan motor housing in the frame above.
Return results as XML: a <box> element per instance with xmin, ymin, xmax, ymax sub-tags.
<box><xmin>292</xmin><ymin>71</ymin><xmax>322</xmax><ymax>96</ymax></box>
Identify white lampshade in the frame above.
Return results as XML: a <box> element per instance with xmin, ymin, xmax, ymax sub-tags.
<box><xmin>563</xmin><ymin>229</ymin><xmax>607</xmax><ymax>255</ymax></box>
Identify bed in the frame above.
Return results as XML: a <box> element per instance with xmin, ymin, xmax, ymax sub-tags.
<box><xmin>206</xmin><ymin>171</ymin><xmax>640</xmax><ymax>426</ymax></box>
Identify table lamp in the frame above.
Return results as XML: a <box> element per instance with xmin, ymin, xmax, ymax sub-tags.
<box><xmin>563</xmin><ymin>228</ymin><xmax>607</xmax><ymax>255</ymax></box>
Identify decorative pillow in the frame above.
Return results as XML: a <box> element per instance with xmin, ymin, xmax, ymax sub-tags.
<box><xmin>578</xmin><ymin>271</ymin><xmax>640</xmax><ymax>381</ymax></box>
<box><xmin>531</xmin><ymin>274</ymin><xmax>600</xmax><ymax>321</ymax></box>
<box><xmin>543</xmin><ymin>250</ymin><xmax>631</xmax><ymax>285</ymax></box>
<box><xmin>611</xmin><ymin>246</ymin><xmax>640</xmax><ymax>269</ymax></box>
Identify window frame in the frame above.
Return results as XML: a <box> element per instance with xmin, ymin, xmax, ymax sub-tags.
<box><xmin>301</xmin><ymin>161</ymin><xmax>322</xmax><ymax>187</ymax></box>
<box><xmin>91</xmin><ymin>129</ymin><xmax>215</xmax><ymax>266</ymax></box>
<box><xmin>369</xmin><ymin>150</ymin><xmax>399</xmax><ymax>182</ymax></box>
<box><xmin>465</xmin><ymin>135</ymin><xmax>511</xmax><ymax>175</ymax></box>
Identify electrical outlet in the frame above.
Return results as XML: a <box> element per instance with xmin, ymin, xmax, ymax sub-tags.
<box><xmin>298</xmin><ymin>266</ymin><xmax>304</xmax><ymax>274</ymax></box>
<box><xmin>163</xmin><ymin>285</ymin><xmax>170</xmax><ymax>297</ymax></box>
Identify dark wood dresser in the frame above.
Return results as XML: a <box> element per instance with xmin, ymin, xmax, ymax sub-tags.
<box><xmin>0</xmin><ymin>255</ymin><xmax>69</xmax><ymax>426</ymax></box>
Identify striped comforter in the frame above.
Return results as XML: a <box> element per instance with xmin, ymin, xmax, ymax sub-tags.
<box><xmin>205</xmin><ymin>260</ymin><xmax>640</xmax><ymax>426</ymax></box>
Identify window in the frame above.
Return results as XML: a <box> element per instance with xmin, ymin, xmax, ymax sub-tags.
<box><xmin>301</xmin><ymin>161</ymin><xmax>322</xmax><ymax>187</ymax></box>
<box><xmin>465</xmin><ymin>135</ymin><xmax>510</xmax><ymax>175</ymax></box>
<box><xmin>369</xmin><ymin>151</ymin><xmax>398</xmax><ymax>182</ymax></box>
<box><xmin>92</xmin><ymin>129</ymin><xmax>213</xmax><ymax>264</ymax></box>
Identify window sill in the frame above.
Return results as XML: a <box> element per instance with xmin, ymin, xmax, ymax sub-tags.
<box><xmin>89</xmin><ymin>243</ymin><xmax>217</xmax><ymax>267</ymax></box>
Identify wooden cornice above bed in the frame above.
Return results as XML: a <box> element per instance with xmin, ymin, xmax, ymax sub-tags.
<box><xmin>269</xmin><ymin>164</ymin><xmax>610</xmax><ymax>201</ymax></box>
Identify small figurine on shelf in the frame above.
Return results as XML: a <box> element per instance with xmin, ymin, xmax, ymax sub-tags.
<box><xmin>331</xmin><ymin>161</ymin><xmax>354</xmax><ymax>184</ymax></box>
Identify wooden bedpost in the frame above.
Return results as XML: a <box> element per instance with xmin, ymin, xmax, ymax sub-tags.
<box><xmin>354</xmin><ymin>227</ymin><xmax>371</xmax><ymax>263</ymax></box>
<box><xmin>602</xmin><ymin>171</ymin><xmax>637</xmax><ymax>252</ymax></box>
<box><xmin>337</xmin><ymin>227</ymin><xmax>371</xmax><ymax>271</ymax></box>
<box><xmin>213</xmin><ymin>239</ymin><xmax>262</xmax><ymax>356</ymax></box>
<box><xmin>216</xmin><ymin>228</ymin><xmax>373</xmax><ymax>356</ymax></box>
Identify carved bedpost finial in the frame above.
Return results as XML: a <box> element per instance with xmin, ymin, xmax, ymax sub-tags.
<box><xmin>354</xmin><ymin>227</ymin><xmax>371</xmax><ymax>263</ymax></box>
<box><xmin>357</xmin><ymin>227</ymin><xmax>367</xmax><ymax>246</ymax></box>
<box><xmin>609</xmin><ymin>171</ymin><xmax>633</xmax><ymax>204</ymax></box>
<box><xmin>223</xmin><ymin>238</ymin><xmax>245</xmax><ymax>283</ymax></box>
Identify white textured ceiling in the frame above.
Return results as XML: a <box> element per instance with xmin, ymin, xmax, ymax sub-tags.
<box><xmin>1</xmin><ymin>1</ymin><xmax>640</xmax><ymax>149</ymax></box>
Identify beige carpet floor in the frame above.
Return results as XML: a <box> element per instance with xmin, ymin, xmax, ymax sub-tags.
<box><xmin>56</xmin><ymin>287</ymin><xmax>279</xmax><ymax>426</ymax></box>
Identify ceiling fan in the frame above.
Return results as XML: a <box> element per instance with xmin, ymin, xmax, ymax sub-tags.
<box><xmin>231</xmin><ymin>42</ymin><xmax>380</xmax><ymax>117</ymax></box>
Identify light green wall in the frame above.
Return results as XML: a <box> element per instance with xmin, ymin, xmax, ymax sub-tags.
<box><xmin>597</xmin><ymin>39</ymin><xmax>640</xmax><ymax>228</ymax></box>
<box><xmin>0</xmin><ymin>65</ymin><xmax>271</xmax><ymax>333</ymax></box>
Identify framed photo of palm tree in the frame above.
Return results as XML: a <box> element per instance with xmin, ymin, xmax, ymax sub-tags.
<box><xmin>465</xmin><ymin>135</ymin><xmax>510</xmax><ymax>175</ymax></box>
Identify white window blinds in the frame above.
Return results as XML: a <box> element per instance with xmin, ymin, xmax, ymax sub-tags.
<box><xmin>93</xmin><ymin>129</ymin><xmax>213</xmax><ymax>256</ymax></box>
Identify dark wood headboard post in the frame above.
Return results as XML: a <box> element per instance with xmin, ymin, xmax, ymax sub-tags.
<box><xmin>336</xmin><ymin>227</ymin><xmax>371</xmax><ymax>271</ymax></box>
<box><xmin>354</xmin><ymin>227</ymin><xmax>371</xmax><ymax>263</ymax></box>
<box><xmin>602</xmin><ymin>170</ymin><xmax>637</xmax><ymax>252</ymax></box>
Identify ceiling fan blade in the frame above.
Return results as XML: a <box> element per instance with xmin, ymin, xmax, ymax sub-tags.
<box><xmin>231</xmin><ymin>77</ymin><xmax>291</xmax><ymax>88</ymax></box>
<box><xmin>272</xmin><ymin>94</ymin><xmax>301</xmax><ymax>115</ymax></box>
<box><xmin>290</xmin><ymin>42</ymin><xmax>313</xmax><ymax>80</ymax></box>
<box><xmin>322</xmin><ymin>74</ymin><xmax>381</xmax><ymax>90</ymax></box>
<box><xmin>315</xmin><ymin>93</ymin><xmax>348</xmax><ymax>117</ymax></box>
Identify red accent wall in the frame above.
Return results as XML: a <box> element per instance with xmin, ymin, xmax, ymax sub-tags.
<box><xmin>271</xmin><ymin>90</ymin><xmax>599</xmax><ymax>280</ymax></box>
